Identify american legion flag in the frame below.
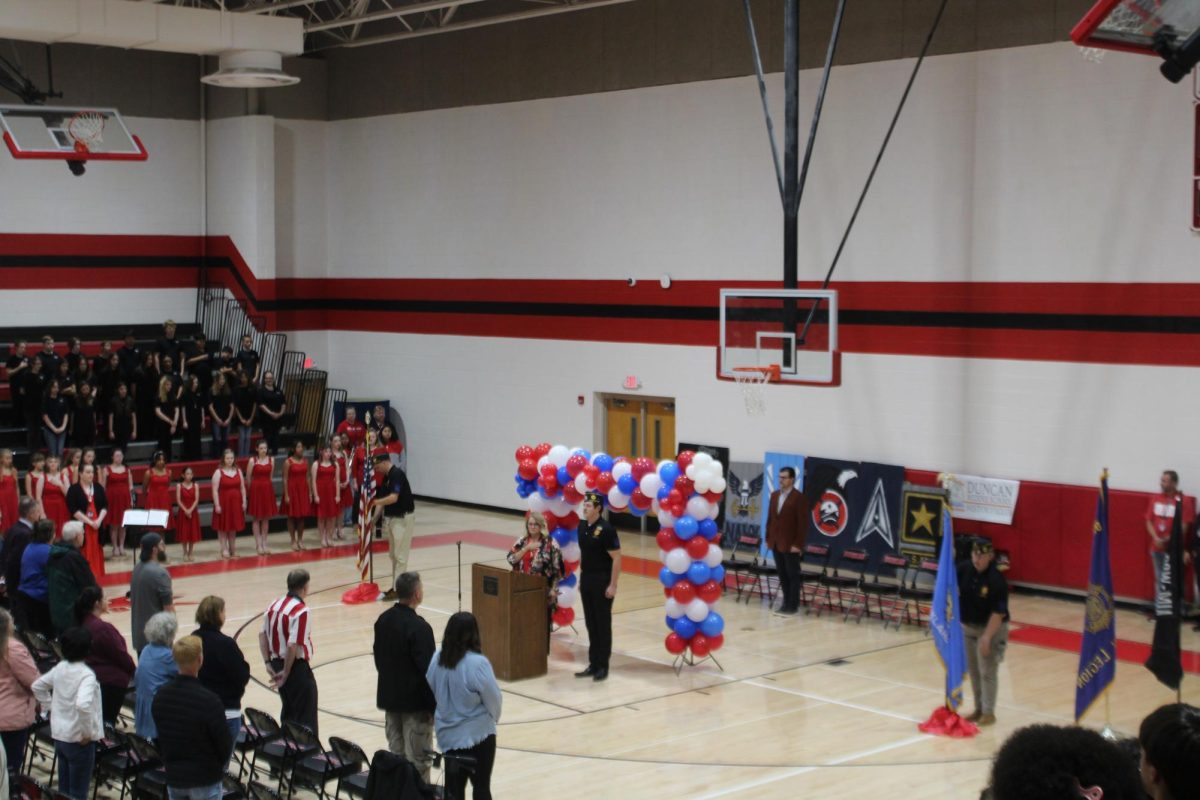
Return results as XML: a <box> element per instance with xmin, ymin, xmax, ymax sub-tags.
<box><xmin>930</xmin><ymin>508</ymin><xmax>967</xmax><ymax>711</ymax></box>
<box><xmin>1075</xmin><ymin>471</ymin><xmax>1116</xmax><ymax>722</ymax></box>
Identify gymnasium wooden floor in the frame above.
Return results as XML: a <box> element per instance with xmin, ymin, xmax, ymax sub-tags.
<box><xmin>85</xmin><ymin>501</ymin><xmax>1199</xmax><ymax>799</ymax></box>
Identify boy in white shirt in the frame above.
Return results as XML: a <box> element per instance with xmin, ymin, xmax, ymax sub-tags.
<box><xmin>32</xmin><ymin>627</ymin><xmax>103</xmax><ymax>800</ymax></box>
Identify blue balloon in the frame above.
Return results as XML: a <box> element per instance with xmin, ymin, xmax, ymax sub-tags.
<box><xmin>657</xmin><ymin>485</ymin><xmax>671</xmax><ymax>500</ymax></box>
<box><xmin>559</xmin><ymin>572</ymin><xmax>577</xmax><ymax>588</ymax></box>
<box><xmin>537</xmin><ymin>484</ymin><xmax>553</xmax><ymax>499</ymax></box>
<box><xmin>666</xmin><ymin>615</ymin><xmax>676</xmax><ymax>632</ymax></box>
<box><xmin>556</xmin><ymin>466</ymin><xmax>571</xmax><ymax>486</ymax></box>
<box><xmin>673</xmin><ymin>617</ymin><xmax>698</xmax><ymax>639</ymax></box>
<box><xmin>551</xmin><ymin>527</ymin><xmax>571</xmax><ymax>547</ymax></box>
<box><xmin>592</xmin><ymin>453</ymin><xmax>614</xmax><ymax>473</ymax></box>
<box><xmin>710</xmin><ymin>564</ymin><xmax>726</xmax><ymax>584</ymax></box>
<box><xmin>516</xmin><ymin>486</ymin><xmax>530</xmax><ymax>498</ymax></box>
<box><xmin>687</xmin><ymin>561</ymin><xmax>712</xmax><ymax>585</ymax></box>
<box><xmin>617</xmin><ymin>473</ymin><xmax>637</xmax><ymax>494</ymax></box>
<box><xmin>571</xmin><ymin>448</ymin><xmax>592</xmax><ymax>462</ymax></box>
<box><xmin>659</xmin><ymin>566</ymin><xmax>679</xmax><ymax>588</ymax></box>
<box><xmin>659</xmin><ymin>462</ymin><xmax>680</xmax><ymax>485</ymax></box>
<box><xmin>675</xmin><ymin>516</ymin><xmax>699</xmax><ymax>539</ymax></box>
<box><xmin>629</xmin><ymin>503</ymin><xmax>646</xmax><ymax>517</ymax></box>
<box><xmin>698</xmin><ymin>518</ymin><xmax>718</xmax><ymax>539</ymax></box>
<box><xmin>700</xmin><ymin>611</ymin><xmax>725</xmax><ymax>638</ymax></box>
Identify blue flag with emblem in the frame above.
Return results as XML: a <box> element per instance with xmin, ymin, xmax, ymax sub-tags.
<box><xmin>1075</xmin><ymin>472</ymin><xmax>1116</xmax><ymax>721</ymax></box>
<box><xmin>930</xmin><ymin>508</ymin><xmax>967</xmax><ymax>711</ymax></box>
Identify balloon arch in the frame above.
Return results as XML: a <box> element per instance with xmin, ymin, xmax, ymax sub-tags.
<box><xmin>513</xmin><ymin>443</ymin><xmax>728</xmax><ymax>665</ymax></box>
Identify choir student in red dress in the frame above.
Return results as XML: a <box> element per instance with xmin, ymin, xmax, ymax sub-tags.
<box><xmin>38</xmin><ymin>455</ymin><xmax>70</xmax><ymax>537</ymax></box>
<box><xmin>245</xmin><ymin>439</ymin><xmax>278</xmax><ymax>556</ymax></box>
<box><xmin>24</xmin><ymin>452</ymin><xmax>45</xmax><ymax>515</ymax></box>
<box><xmin>174</xmin><ymin>467</ymin><xmax>200</xmax><ymax>562</ymax></box>
<box><xmin>211</xmin><ymin>449</ymin><xmax>247</xmax><ymax>559</ymax></box>
<box><xmin>0</xmin><ymin>448</ymin><xmax>18</xmax><ymax>530</ymax></box>
<box><xmin>282</xmin><ymin>440</ymin><xmax>312</xmax><ymax>551</ymax></box>
<box><xmin>66</xmin><ymin>463</ymin><xmax>107</xmax><ymax>577</ymax></box>
<box><xmin>64</xmin><ymin>448</ymin><xmax>82</xmax><ymax>485</ymax></box>
<box><xmin>142</xmin><ymin>451</ymin><xmax>174</xmax><ymax>537</ymax></box>
<box><xmin>311</xmin><ymin>442</ymin><xmax>341</xmax><ymax>549</ymax></box>
<box><xmin>101</xmin><ymin>449</ymin><xmax>132</xmax><ymax>558</ymax></box>
<box><xmin>331</xmin><ymin>433</ymin><xmax>352</xmax><ymax>540</ymax></box>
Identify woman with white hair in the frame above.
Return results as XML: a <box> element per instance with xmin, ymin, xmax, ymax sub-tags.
<box><xmin>133</xmin><ymin>612</ymin><xmax>178</xmax><ymax>739</ymax></box>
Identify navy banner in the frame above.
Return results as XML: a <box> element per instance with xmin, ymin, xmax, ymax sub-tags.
<box><xmin>804</xmin><ymin>457</ymin><xmax>905</xmax><ymax>570</ymax></box>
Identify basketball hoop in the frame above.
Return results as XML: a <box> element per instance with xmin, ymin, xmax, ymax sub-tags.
<box><xmin>67</xmin><ymin>111</ymin><xmax>105</xmax><ymax>154</ymax></box>
<box><xmin>731</xmin><ymin>365</ymin><xmax>780</xmax><ymax>416</ymax></box>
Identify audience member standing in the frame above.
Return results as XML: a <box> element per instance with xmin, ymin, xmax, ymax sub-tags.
<box><xmin>76</xmin><ymin>587</ymin><xmax>135</xmax><ymax>726</ymax></box>
<box><xmin>0</xmin><ymin>607</ymin><xmax>38</xmax><ymax>792</ymax></box>
<box><xmin>131</xmin><ymin>533</ymin><xmax>175</xmax><ymax>655</ymax></box>
<box><xmin>3</xmin><ymin>498</ymin><xmax>39</xmax><ymax>630</ymax></box>
<box><xmin>257</xmin><ymin>372</ymin><xmax>286</xmax><ymax>454</ymax></box>
<box><xmin>368</xmin><ymin>454</ymin><xmax>415</xmax><ymax>594</ymax></box>
<box><xmin>259</xmin><ymin>569</ymin><xmax>319</xmax><ymax>735</ymax></box>
<box><xmin>426</xmin><ymin>612</ymin><xmax>501</xmax><ymax>800</ymax></box>
<box><xmin>1144</xmin><ymin>470</ymin><xmax>1194</xmax><ymax>608</ymax></box>
<box><xmin>765</xmin><ymin>465</ymin><xmax>806</xmax><ymax>615</ymax></box>
<box><xmin>152</xmin><ymin>635</ymin><xmax>232</xmax><ymax>800</ymax></box>
<box><xmin>374</xmin><ymin>572</ymin><xmax>436</xmax><ymax>783</ymax></box>
<box><xmin>192</xmin><ymin>596</ymin><xmax>250</xmax><ymax>768</ymax></box>
<box><xmin>1139</xmin><ymin>703</ymin><xmax>1199</xmax><ymax>800</ymax></box>
<box><xmin>17</xmin><ymin>521</ymin><xmax>55</xmax><ymax>637</ymax></box>
<box><xmin>101</xmin><ymin>449</ymin><xmax>132</xmax><ymax>559</ymax></box>
<box><xmin>32</xmin><ymin>626</ymin><xmax>103</xmax><ymax>800</ymax></box>
<box><xmin>66</xmin><ymin>463</ymin><xmax>107</xmax><ymax>578</ymax></box>
<box><xmin>134</xmin><ymin>612</ymin><xmax>179</xmax><ymax>740</ymax></box>
<box><xmin>47</xmin><ymin>521</ymin><xmax>97</xmax><ymax>635</ymax></box>
<box><xmin>211</xmin><ymin>450</ymin><xmax>247</xmax><ymax>559</ymax></box>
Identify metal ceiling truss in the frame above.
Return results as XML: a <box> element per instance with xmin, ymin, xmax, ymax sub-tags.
<box><xmin>156</xmin><ymin>0</ymin><xmax>642</xmax><ymax>51</ymax></box>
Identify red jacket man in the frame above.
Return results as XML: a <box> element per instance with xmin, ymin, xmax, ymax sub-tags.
<box><xmin>766</xmin><ymin>466</ymin><xmax>808</xmax><ymax>614</ymax></box>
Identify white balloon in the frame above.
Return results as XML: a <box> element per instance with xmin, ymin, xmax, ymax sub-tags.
<box><xmin>658</xmin><ymin>549</ymin><xmax>668</xmax><ymax>562</ymax></box>
<box><xmin>665</xmin><ymin>598</ymin><xmax>686</xmax><ymax>619</ymax></box>
<box><xmin>548</xmin><ymin>445</ymin><xmax>570</xmax><ymax>468</ymax></box>
<box><xmin>527</xmin><ymin>494</ymin><xmax>547</xmax><ymax>513</ymax></box>
<box><xmin>685</xmin><ymin>463</ymin><xmax>699</xmax><ymax>480</ymax></box>
<box><xmin>657</xmin><ymin>510</ymin><xmax>676</xmax><ymax>528</ymax></box>
<box><xmin>611</xmin><ymin>461</ymin><xmax>633</xmax><ymax>479</ymax></box>
<box><xmin>707</xmin><ymin>502</ymin><xmax>720</xmax><ymax>520</ymax></box>
<box><xmin>574</xmin><ymin>473</ymin><xmax>590</xmax><ymax>493</ymax></box>
<box><xmin>704</xmin><ymin>543</ymin><xmax>724</xmax><ymax>568</ymax></box>
<box><xmin>711</xmin><ymin>476</ymin><xmax>727</xmax><ymax>494</ymax></box>
<box><xmin>536</xmin><ymin>455</ymin><xmax>551</xmax><ymax>473</ymax></box>
<box><xmin>686</xmin><ymin>496</ymin><xmax>711</xmax><ymax>520</ymax></box>
<box><xmin>693</xmin><ymin>474</ymin><xmax>713</xmax><ymax>494</ymax></box>
<box><xmin>639</xmin><ymin>473</ymin><xmax>663</xmax><ymax>497</ymax></box>
<box><xmin>665</xmin><ymin>547</ymin><xmax>690</xmax><ymax>575</ymax></box>
<box><xmin>607</xmin><ymin>487</ymin><xmax>629</xmax><ymax>509</ymax></box>
<box><xmin>549</xmin><ymin>497</ymin><xmax>576</xmax><ymax>516</ymax></box>
<box><xmin>686</xmin><ymin>598</ymin><xmax>710</xmax><ymax>622</ymax></box>
<box><xmin>560</xmin><ymin>542</ymin><xmax>581</xmax><ymax>562</ymax></box>
<box><xmin>693</xmin><ymin>452</ymin><xmax>714</xmax><ymax>468</ymax></box>
<box><xmin>556</xmin><ymin>586</ymin><xmax>576</xmax><ymax>607</ymax></box>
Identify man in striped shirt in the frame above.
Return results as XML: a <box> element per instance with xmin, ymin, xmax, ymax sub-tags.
<box><xmin>258</xmin><ymin>569</ymin><xmax>319</xmax><ymax>735</ymax></box>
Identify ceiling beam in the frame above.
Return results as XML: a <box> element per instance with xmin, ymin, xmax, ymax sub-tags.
<box><xmin>304</xmin><ymin>0</ymin><xmax>489</xmax><ymax>33</ymax></box>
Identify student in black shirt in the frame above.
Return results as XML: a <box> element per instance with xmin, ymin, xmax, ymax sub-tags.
<box><xmin>236</xmin><ymin>335</ymin><xmax>261</xmax><ymax>383</ymax></box>
<box><xmin>108</xmin><ymin>383</ymin><xmax>136</xmax><ymax>450</ymax></box>
<box><xmin>207</xmin><ymin>374</ymin><xmax>235</xmax><ymax>459</ymax></box>
<box><xmin>41</xmin><ymin>380</ymin><xmax>70</xmax><ymax>456</ymax></box>
<box><xmin>6</xmin><ymin>340</ymin><xmax>29</xmax><ymax>426</ymax></box>
<box><xmin>154</xmin><ymin>320</ymin><xmax>182</xmax><ymax>373</ymax></box>
<box><xmin>133</xmin><ymin>352</ymin><xmax>159</xmax><ymax>442</ymax></box>
<box><xmin>37</xmin><ymin>336</ymin><xmax>61</xmax><ymax>375</ymax></box>
<box><xmin>117</xmin><ymin>332</ymin><xmax>141</xmax><ymax>381</ymax></box>
<box><xmin>23</xmin><ymin>358</ymin><xmax>46</xmax><ymax>450</ymax></box>
<box><xmin>183</xmin><ymin>333</ymin><xmax>213</xmax><ymax>393</ymax></box>
<box><xmin>232</xmin><ymin>372</ymin><xmax>257</xmax><ymax>457</ymax></box>
<box><xmin>64</xmin><ymin>338</ymin><xmax>84</xmax><ymax>374</ymax></box>
<box><xmin>154</xmin><ymin>376</ymin><xmax>180</xmax><ymax>461</ymax></box>
<box><xmin>71</xmin><ymin>383</ymin><xmax>98</xmax><ymax>448</ymax></box>
<box><xmin>90</xmin><ymin>341</ymin><xmax>114</xmax><ymax>376</ymax></box>
<box><xmin>181</xmin><ymin>375</ymin><xmax>205</xmax><ymax>461</ymax></box>
<box><xmin>256</xmin><ymin>371</ymin><xmax>285</xmax><ymax>453</ymax></box>
<box><xmin>575</xmin><ymin>492</ymin><xmax>621</xmax><ymax>681</ymax></box>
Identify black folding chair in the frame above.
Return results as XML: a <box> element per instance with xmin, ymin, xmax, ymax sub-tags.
<box><xmin>862</xmin><ymin>553</ymin><xmax>908</xmax><ymax>626</ymax></box>
<box><xmin>284</xmin><ymin>722</ymin><xmax>356</xmax><ymax>800</ymax></box>
<box><xmin>721</xmin><ymin>533</ymin><xmax>775</xmax><ymax>604</ymax></box>
<box><xmin>828</xmin><ymin>548</ymin><xmax>868</xmax><ymax>621</ymax></box>
<box><xmin>895</xmin><ymin>559</ymin><xmax>939</xmax><ymax>629</ymax></box>
<box><xmin>241</xmin><ymin>708</ymin><xmax>284</xmax><ymax>787</ymax></box>
<box><xmin>18</xmin><ymin>631</ymin><xmax>61</xmax><ymax>673</ymax></box>
<box><xmin>326</xmin><ymin>738</ymin><xmax>370</xmax><ymax>800</ymax></box>
<box><xmin>248</xmin><ymin>781</ymin><xmax>282</xmax><ymax>800</ymax></box>
<box><xmin>15</xmin><ymin>775</ymin><xmax>49</xmax><ymax>800</ymax></box>
<box><xmin>799</xmin><ymin>543</ymin><xmax>830</xmax><ymax>611</ymax></box>
<box><xmin>23</xmin><ymin>714</ymin><xmax>56</xmax><ymax>787</ymax></box>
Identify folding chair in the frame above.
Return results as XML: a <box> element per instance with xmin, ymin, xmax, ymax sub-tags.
<box><xmin>23</xmin><ymin>714</ymin><xmax>56</xmax><ymax>786</ymax></box>
<box><xmin>326</xmin><ymin>738</ymin><xmax>370</xmax><ymax>800</ymax></box>
<box><xmin>895</xmin><ymin>559</ymin><xmax>939</xmax><ymax>629</ymax></box>
<box><xmin>799</xmin><ymin>543</ymin><xmax>830</xmax><ymax>611</ymax></box>
<box><xmin>863</xmin><ymin>553</ymin><xmax>908</xmax><ymax>626</ymax></box>
<box><xmin>248</xmin><ymin>781</ymin><xmax>282</xmax><ymax>800</ymax></box>
<box><xmin>721</xmin><ymin>533</ymin><xmax>775</xmax><ymax>604</ymax></box>
<box><xmin>244</xmin><ymin>711</ymin><xmax>315</xmax><ymax>797</ymax></box>
<box><xmin>828</xmin><ymin>548</ymin><xmax>868</xmax><ymax>621</ymax></box>
<box><xmin>124</xmin><ymin>734</ymin><xmax>165</xmax><ymax>800</ymax></box>
<box><xmin>284</xmin><ymin>722</ymin><xmax>354</xmax><ymax>800</ymax></box>
<box><xmin>19</xmin><ymin>631</ymin><xmax>61</xmax><ymax>674</ymax></box>
<box><xmin>241</xmin><ymin>709</ymin><xmax>284</xmax><ymax>787</ymax></box>
<box><xmin>15</xmin><ymin>775</ymin><xmax>49</xmax><ymax>800</ymax></box>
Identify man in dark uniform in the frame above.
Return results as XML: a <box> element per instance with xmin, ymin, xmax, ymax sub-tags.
<box><xmin>957</xmin><ymin>538</ymin><xmax>1009</xmax><ymax>726</ymax></box>
<box><xmin>766</xmin><ymin>466</ymin><xmax>807</xmax><ymax>614</ymax></box>
<box><xmin>575</xmin><ymin>492</ymin><xmax>620</xmax><ymax>682</ymax></box>
<box><xmin>368</xmin><ymin>454</ymin><xmax>415</xmax><ymax>601</ymax></box>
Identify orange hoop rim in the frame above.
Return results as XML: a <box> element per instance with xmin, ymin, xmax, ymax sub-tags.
<box><xmin>731</xmin><ymin>364</ymin><xmax>781</xmax><ymax>382</ymax></box>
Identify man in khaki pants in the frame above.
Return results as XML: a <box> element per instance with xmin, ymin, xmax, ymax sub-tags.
<box><xmin>957</xmin><ymin>539</ymin><xmax>1009</xmax><ymax>726</ymax></box>
<box><xmin>368</xmin><ymin>454</ymin><xmax>415</xmax><ymax>601</ymax></box>
<box><xmin>373</xmin><ymin>572</ymin><xmax>435</xmax><ymax>782</ymax></box>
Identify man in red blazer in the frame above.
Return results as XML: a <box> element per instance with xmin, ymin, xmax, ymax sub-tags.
<box><xmin>766</xmin><ymin>466</ymin><xmax>808</xmax><ymax>614</ymax></box>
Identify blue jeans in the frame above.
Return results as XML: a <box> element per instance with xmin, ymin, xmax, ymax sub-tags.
<box><xmin>168</xmin><ymin>782</ymin><xmax>223</xmax><ymax>800</ymax></box>
<box><xmin>42</xmin><ymin>428</ymin><xmax>66</xmax><ymax>456</ymax></box>
<box><xmin>225</xmin><ymin>715</ymin><xmax>241</xmax><ymax>770</ymax></box>
<box><xmin>212</xmin><ymin>422</ymin><xmax>230</xmax><ymax>458</ymax></box>
<box><xmin>236</xmin><ymin>425</ymin><xmax>252</xmax><ymax>458</ymax></box>
<box><xmin>55</xmin><ymin>740</ymin><xmax>95</xmax><ymax>800</ymax></box>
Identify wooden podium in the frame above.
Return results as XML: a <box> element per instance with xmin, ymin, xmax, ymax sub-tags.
<box><xmin>471</xmin><ymin>564</ymin><xmax>548</xmax><ymax>681</ymax></box>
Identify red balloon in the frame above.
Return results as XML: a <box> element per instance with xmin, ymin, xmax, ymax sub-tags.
<box><xmin>655</xmin><ymin>529</ymin><xmax>678</xmax><ymax>551</ymax></box>
<box><xmin>674</xmin><ymin>476</ymin><xmax>695</xmax><ymax>496</ymax></box>
<box><xmin>539</xmin><ymin>477</ymin><xmax>559</xmax><ymax>494</ymax></box>
<box><xmin>632</xmin><ymin>457</ymin><xmax>655</xmax><ymax>480</ymax></box>
<box><xmin>543</xmin><ymin>512</ymin><xmax>561</xmax><ymax>528</ymax></box>
<box><xmin>630</xmin><ymin>488</ymin><xmax>652</xmax><ymax>510</ymax></box>
<box><xmin>689</xmin><ymin>633</ymin><xmax>710</xmax><ymax>657</ymax></box>
<box><xmin>665</xmin><ymin>633</ymin><xmax>687</xmax><ymax>655</ymax></box>
<box><xmin>707</xmin><ymin>633</ymin><xmax>724</xmax><ymax>652</ymax></box>
<box><xmin>561</xmin><ymin>512</ymin><xmax>580</xmax><ymax>528</ymax></box>
<box><xmin>671</xmin><ymin>502</ymin><xmax>686</xmax><ymax>517</ymax></box>
<box><xmin>583</xmin><ymin>464</ymin><xmax>600</xmax><ymax>479</ymax></box>
<box><xmin>540</xmin><ymin>462</ymin><xmax>557</xmax><ymax>478</ymax></box>
<box><xmin>562</xmin><ymin>483</ymin><xmax>583</xmax><ymax>504</ymax></box>
<box><xmin>534</xmin><ymin>442</ymin><xmax>553</xmax><ymax>457</ymax></box>
<box><xmin>563</xmin><ymin>560</ymin><xmax>579</xmax><ymax>574</ymax></box>
<box><xmin>704</xmin><ymin>490</ymin><xmax>723</xmax><ymax>503</ymax></box>
<box><xmin>667</xmin><ymin>489</ymin><xmax>683</xmax><ymax>506</ymax></box>
<box><xmin>663</xmin><ymin>587</ymin><xmax>673</xmax><ymax>598</ymax></box>
<box><xmin>596</xmin><ymin>472</ymin><xmax>616</xmax><ymax>493</ymax></box>
<box><xmin>515</xmin><ymin>445</ymin><xmax>534</xmax><ymax>462</ymax></box>
<box><xmin>686</xmin><ymin>536</ymin><xmax>709</xmax><ymax>560</ymax></box>
<box><xmin>672</xmin><ymin>580</ymin><xmax>696</xmax><ymax>604</ymax></box>
<box><xmin>677</xmin><ymin>450</ymin><xmax>696</xmax><ymax>470</ymax></box>
<box><xmin>553</xmin><ymin>607</ymin><xmax>575</xmax><ymax>626</ymax></box>
<box><xmin>566</xmin><ymin>454</ymin><xmax>588</xmax><ymax>478</ymax></box>
<box><xmin>697</xmin><ymin>579</ymin><xmax>722</xmax><ymax>604</ymax></box>
<box><xmin>518</xmin><ymin>458</ymin><xmax>538</xmax><ymax>480</ymax></box>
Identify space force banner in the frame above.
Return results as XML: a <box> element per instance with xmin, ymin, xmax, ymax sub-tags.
<box><xmin>943</xmin><ymin>474</ymin><xmax>1020</xmax><ymax>525</ymax></box>
<box><xmin>805</xmin><ymin>457</ymin><xmax>905</xmax><ymax>569</ymax></box>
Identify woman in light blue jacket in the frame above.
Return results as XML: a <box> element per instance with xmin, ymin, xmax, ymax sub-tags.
<box><xmin>425</xmin><ymin>612</ymin><xmax>501</xmax><ymax>800</ymax></box>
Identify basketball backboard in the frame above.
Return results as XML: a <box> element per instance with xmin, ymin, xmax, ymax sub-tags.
<box><xmin>0</xmin><ymin>105</ymin><xmax>147</xmax><ymax>166</ymax></box>
<box><xmin>1071</xmin><ymin>0</ymin><xmax>1200</xmax><ymax>58</ymax></box>
<box><xmin>717</xmin><ymin>288</ymin><xmax>840</xmax><ymax>386</ymax></box>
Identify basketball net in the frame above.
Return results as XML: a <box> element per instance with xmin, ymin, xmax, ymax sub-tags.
<box><xmin>732</xmin><ymin>365</ymin><xmax>780</xmax><ymax>416</ymax></box>
<box><xmin>68</xmin><ymin>111</ymin><xmax>105</xmax><ymax>154</ymax></box>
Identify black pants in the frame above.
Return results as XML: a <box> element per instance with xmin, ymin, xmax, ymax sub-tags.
<box><xmin>580</xmin><ymin>575</ymin><xmax>613</xmax><ymax>670</ymax></box>
<box><xmin>261</xmin><ymin>421</ymin><xmax>281</xmax><ymax>454</ymax></box>
<box><xmin>271</xmin><ymin>658</ymin><xmax>318</xmax><ymax>736</ymax></box>
<box><xmin>445</xmin><ymin>734</ymin><xmax>495</xmax><ymax>800</ymax></box>
<box><xmin>100</xmin><ymin>684</ymin><xmax>127</xmax><ymax>726</ymax></box>
<box><xmin>773</xmin><ymin>548</ymin><xmax>801</xmax><ymax>610</ymax></box>
<box><xmin>2</xmin><ymin>728</ymin><xmax>28</xmax><ymax>786</ymax></box>
<box><xmin>156</xmin><ymin>422</ymin><xmax>174</xmax><ymax>461</ymax></box>
<box><xmin>17</xmin><ymin>592</ymin><xmax>53</xmax><ymax>638</ymax></box>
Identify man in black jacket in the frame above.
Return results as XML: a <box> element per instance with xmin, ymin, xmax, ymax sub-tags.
<box><xmin>2</xmin><ymin>497</ymin><xmax>40</xmax><ymax>615</ymax></box>
<box><xmin>153</xmin><ymin>635</ymin><xmax>232</xmax><ymax>800</ymax></box>
<box><xmin>373</xmin><ymin>572</ymin><xmax>435</xmax><ymax>783</ymax></box>
<box><xmin>46</xmin><ymin>522</ymin><xmax>97</xmax><ymax>634</ymax></box>
<box><xmin>369</xmin><ymin>455</ymin><xmax>416</xmax><ymax>600</ymax></box>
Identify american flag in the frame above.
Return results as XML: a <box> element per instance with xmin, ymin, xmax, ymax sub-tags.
<box><xmin>356</xmin><ymin>441</ymin><xmax>375</xmax><ymax>582</ymax></box>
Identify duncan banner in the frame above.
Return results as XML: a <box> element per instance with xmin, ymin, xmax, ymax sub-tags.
<box><xmin>944</xmin><ymin>473</ymin><xmax>1020</xmax><ymax>525</ymax></box>
<box><xmin>804</xmin><ymin>457</ymin><xmax>905</xmax><ymax>570</ymax></box>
